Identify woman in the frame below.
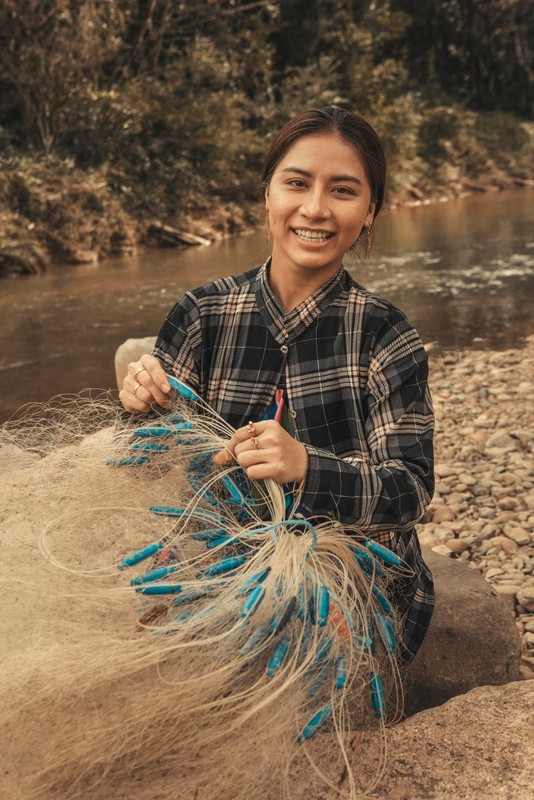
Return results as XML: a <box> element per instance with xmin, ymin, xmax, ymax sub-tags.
<box><xmin>119</xmin><ymin>106</ymin><xmax>435</xmax><ymax>663</ymax></box>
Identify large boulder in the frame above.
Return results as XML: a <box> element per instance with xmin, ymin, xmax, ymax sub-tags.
<box><xmin>348</xmin><ymin>680</ymin><xmax>533</xmax><ymax>799</ymax></box>
<box><xmin>404</xmin><ymin>548</ymin><xmax>522</xmax><ymax>715</ymax></box>
<box><xmin>364</xmin><ymin>681</ymin><xmax>534</xmax><ymax>800</ymax></box>
<box><xmin>210</xmin><ymin>681</ymin><xmax>534</xmax><ymax>800</ymax></box>
<box><xmin>114</xmin><ymin>336</ymin><xmax>157</xmax><ymax>389</ymax></box>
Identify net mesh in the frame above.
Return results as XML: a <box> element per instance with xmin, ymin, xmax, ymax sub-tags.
<box><xmin>0</xmin><ymin>381</ymin><xmax>409</xmax><ymax>799</ymax></box>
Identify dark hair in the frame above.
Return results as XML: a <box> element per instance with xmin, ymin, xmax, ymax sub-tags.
<box><xmin>260</xmin><ymin>107</ymin><xmax>387</xmax><ymax>219</ymax></box>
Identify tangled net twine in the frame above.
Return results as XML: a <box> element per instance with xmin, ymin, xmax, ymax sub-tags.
<box><xmin>0</xmin><ymin>377</ymin><xmax>410</xmax><ymax>800</ymax></box>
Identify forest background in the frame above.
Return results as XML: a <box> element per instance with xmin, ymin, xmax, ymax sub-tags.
<box><xmin>1</xmin><ymin>0</ymin><xmax>533</xmax><ymax>276</ymax></box>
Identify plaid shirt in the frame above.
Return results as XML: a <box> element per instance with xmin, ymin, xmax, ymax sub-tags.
<box><xmin>153</xmin><ymin>261</ymin><xmax>435</xmax><ymax>662</ymax></box>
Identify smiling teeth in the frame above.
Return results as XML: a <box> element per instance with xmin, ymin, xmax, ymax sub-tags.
<box><xmin>294</xmin><ymin>229</ymin><xmax>332</xmax><ymax>241</ymax></box>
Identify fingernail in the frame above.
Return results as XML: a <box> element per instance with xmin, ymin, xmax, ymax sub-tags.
<box><xmin>161</xmin><ymin>383</ymin><xmax>170</xmax><ymax>392</ymax></box>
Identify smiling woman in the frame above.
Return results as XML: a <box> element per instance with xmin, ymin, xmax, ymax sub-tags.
<box><xmin>121</xmin><ymin>106</ymin><xmax>435</xmax><ymax>667</ymax></box>
<box><xmin>265</xmin><ymin>132</ymin><xmax>376</xmax><ymax>308</ymax></box>
<box><xmin>0</xmin><ymin>107</ymin><xmax>437</xmax><ymax>800</ymax></box>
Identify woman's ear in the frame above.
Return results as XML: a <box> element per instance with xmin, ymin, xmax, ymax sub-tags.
<box><xmin>264</xmin><ymin>185</ymin><xmax>269</xmax><ymax>211</ymax></box>
<box><xmin>365</xmin><ymin>202</ymin><xmax>376</xmax><ymax>228</ymax></box>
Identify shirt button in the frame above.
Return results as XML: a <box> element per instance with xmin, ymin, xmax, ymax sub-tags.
<box><xmin>280</xmin><ymin>345</ymin><xmax>289</xmax><ymax>355</ymax></box>
<box><xmin>289</xmin><ymin>409</ymin><xmax>297</xmax><ymax>419</ymax></box>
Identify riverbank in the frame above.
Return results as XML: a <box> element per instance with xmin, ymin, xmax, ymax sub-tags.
<box><xmin>421</xmin><ymin>335</ymin><xmax>534</xmax><ymax>680</ymax></box>
<box><xmin>1</xmin><ymin>112</ymin><xmax>533</xmax><ymax>278</ymax></box>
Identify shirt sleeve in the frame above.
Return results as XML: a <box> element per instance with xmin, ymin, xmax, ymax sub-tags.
<box><xmin>151</xmin><ymin>292</ymin><xmax>202</xmax><ymax>392</ymax></box>
<box><xmin>299</xmin><ymin>323</ymin><xmax>434</xmax><ymax>535</ymax></box>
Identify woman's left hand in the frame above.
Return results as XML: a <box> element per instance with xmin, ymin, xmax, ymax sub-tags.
<box><xmin>213</xmin><ymin>420</ymin><xmax>308</xmax><ymax>484</ymax></box>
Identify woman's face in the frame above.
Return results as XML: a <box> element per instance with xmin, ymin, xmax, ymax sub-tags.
<box><xmin>265</xmin><ymin>132</ymin><xmax>376</xmax><ymax>281</ymax></box>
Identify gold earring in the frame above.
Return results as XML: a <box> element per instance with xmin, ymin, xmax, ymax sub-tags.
<box><xmin>366</xmin><ymin>224</ymin><xmax>373</xmax><ymax>258</ymax></box>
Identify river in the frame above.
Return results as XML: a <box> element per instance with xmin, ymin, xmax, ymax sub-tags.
<box><xmin>1</xmin><ymin>188</ymin><xmax>533</xmax><ymax>422</ymax></box>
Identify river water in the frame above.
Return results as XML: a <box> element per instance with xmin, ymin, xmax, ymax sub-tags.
<box><xmin>1</xmin><ymin>189</ymin><xmax>533</xmax><ymax>422</ymax></box>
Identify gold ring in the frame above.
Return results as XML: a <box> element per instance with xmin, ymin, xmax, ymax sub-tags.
<box><xmin>248</xmin><ymin>420</ymin><xmax>257</xmax><ymax>437</ymax></box>
<box><xmin>134</xmin><ymin>366</ymin><xmax>146</xmax><ymax>378</ymax></box>
<box><xmin>250</xmin><ymin>436</ymin><xmax>259</xmax><ymax>450</ymax></box>
<box><xmin>133</xmin><ymin>382</ymin><xmax>141</xmax><ymax>397</ymax></box>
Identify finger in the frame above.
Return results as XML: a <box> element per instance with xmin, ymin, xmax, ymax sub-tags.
<box><xmin>235</xmin><ymin>449</ymin><xmax>269</xmax><ymax>470</ymax></box>
<box><xmin>242</xmin><ymin>462</ymin><xmax>284</xmax><ymax>483</ymax></box>
<box><xmin>128</xmin><ymin>361</ymin><xmax>172</xmax><ymax>408</ymax></box>
<box><xmin>234</xmin><ymin>437</ymin><xmax>259</xmax><ymax>457</ymax></box>
<box><xmin>141</xmin><ymin>355</ymin><xmax>173</xmax><ymax>393</ymax></box>
<box><xmin>126</xmin><ymin>375</ymin><xmax>172</xmax><ymax>411</ymax></box>
<box><xmin>212</xmin><ymin>448</ymin><xmax>235</xmax><ymax>466</ymax></box>
<box><xmin>128</xmin><ymin>355</ymin><xmax>171</xmax><ymax>393</ymax></box>
<box><xmin>221</xmin><ymin>432</ymin><xmax>242</xmax><ymax>456</ymax></box>
<box><xmin>118</xmin><ymin>388</ymin><xmax>151</xmax><ymax>414</ymax></box>
<box><xmin>231</xmin><ymin>420</ymin><xmax>269</xmax><ymax>447</ymax></box>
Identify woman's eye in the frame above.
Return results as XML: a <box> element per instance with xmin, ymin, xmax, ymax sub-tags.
<box><xmin>287</xmin><ymin>179</ymin><xmax>307</xmax><ymax>188</ymax></box>
<box><xmin>333</xmin><ymin>186</ymin><xmax>356</xmax><ymax>196</ymax></box>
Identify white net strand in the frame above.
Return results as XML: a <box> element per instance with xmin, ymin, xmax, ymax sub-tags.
<box><xmin>0</xmin><ymin>377</ymin><xmax>410</xmax><ymax>799</ymax></box>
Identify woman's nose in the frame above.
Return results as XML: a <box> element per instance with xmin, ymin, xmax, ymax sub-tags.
<box><xmin>300</xmin><ymin>188</ymin><xmax>331</xmax><ymax>218</ymax></box>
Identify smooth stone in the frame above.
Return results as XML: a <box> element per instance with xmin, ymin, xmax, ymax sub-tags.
<box><xmin>503</xmin><ymin>526</ymin><xmax>531</xmax><ymax>545</ymax></box>
<box><xmin>432</xmin><ymin>505</ymin><xmax>456</xmax><ymax>523</ymax></box>
<box><xmin>434</xmin><ymin>464</ymin><xmax>458</xmax><ymax>478</ymax></box>
<box><xmin>496</xmin><ymin>510</ymin><xmax>521</xmax><ymax>523</ymax></box>
<box><xmin>418</xmin><ymin>530</ymin><xmax>438</xmax><ymax>547</ymax></box>
<box><xmin>114</xmin><ymin>336</ymin><xmax>158</xmax><ymax>389</ymax></box>
<box><xmin>445</xmin><ymin>538</ymin><xmax>470</xmax><ymax>554</ymax></box>
<box><xmin>492</xmin><ymin>578</ymin><xmax>525</xmax><ymax>587</ymax></box>
<box><xmin>484</xmin><ymin>567</ymin><xmax>504</xmax><ymax>579</ymax></box>
<box><xmin>458</xmin><ymin>473</ymin><xmax>477</xmax><ymax>486</ymax></box>
<box><xmin>497</xmin><ymin>497</ymin><xmax>520</xmax><ymax>511</ymax></box>
<box><xmin>405</xmin><ymin>550</ymin><xmax>521</xmax><ymax>716</ymax></box>
<box><xmin>517</xmin><ymin>587</ymin><xmax>534</xmax><ymax>612</ymax></box>
<box><xmin>492</xmin><ymin>584</ymin><xmax>519</xmax><ymax>596</ymax></box>
<box><xmin>483</xmin><ymin>535</ymin><xmax>519</xmax><ymax>555</ymax></box>
<box><xmin>342</xmin><ymin>682</ymin><xmax>534</xmax><ymax>800</ymax></box>
<box><xmin>431</xmin><ymin>544</ymin><xmax>453</xmax><ymax>557</ymax></box>
<box><xmin>479</xmin><ymin>507</ymin><xmax>496</xmax><ymax>519</ymax></box>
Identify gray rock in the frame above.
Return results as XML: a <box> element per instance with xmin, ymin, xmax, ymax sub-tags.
<box><xmin>445</xmin><ymin>537</ymin><xmax>470</xmax><ymax>554</ymax></box>
<box><xmin>485</xmin><ymin>431</ymin><xmax>521</xmax><ymax>451</ymax></box>
<box><xmin>114</xmin><ymin>336</ymin><xmax>158</xmax><ymax>389</ymax></box>
<box><xmin>504</xmin><ymin>525</ymin><xmax>531</xmax><ymax>545</ymax></box>
<box><xmin>404</xmin><ymin>549</ymin><xmax>521</xmax><ymax>716</ymax></box>
<box><xmin>286</xmin><ymin>682</ymin><xmax>534</xmax><ymax>800</ymax></box>
<box><xmin>432</xmin><ymin>505</ymin><xmax>456</xmax><ymax>523</ymax></box>
<box><xmin>517</xmin><ymin>586</ymin><xmax>534</xmax><ymax>612</ymax></box>
<box><xmin>346</xmin><ymin>681</ymin><xmax>534</xmax><ymax>800</ymax></box>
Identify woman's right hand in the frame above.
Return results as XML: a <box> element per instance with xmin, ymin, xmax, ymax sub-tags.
<box><xmin>119</xmin><ymin>354</ymin><xmax>173</xmax><ymax>413</ymax></box>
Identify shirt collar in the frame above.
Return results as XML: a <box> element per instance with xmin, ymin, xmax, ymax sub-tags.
<box><xmin>254</xmin><ymin>257</ymin><xmax>348</xmax><ymax>344</ymax></box>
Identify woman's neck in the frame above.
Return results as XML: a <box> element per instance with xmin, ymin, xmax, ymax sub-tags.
<box><xmin>268</xmin><ymin>258</ymin><xmax>342</xmax><ymax>312</ymax></box>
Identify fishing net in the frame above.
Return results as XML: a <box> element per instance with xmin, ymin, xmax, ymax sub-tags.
<box><xmin>0</xmin><ymin>379</ymin><xmax>409</xmax><ymax>799</ymax></box>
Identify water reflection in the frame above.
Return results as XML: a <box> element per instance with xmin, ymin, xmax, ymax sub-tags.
<box><xmin>1</xmin><ymin>188</ymin><xmax>533</xmax><ymax>420</ymax></box>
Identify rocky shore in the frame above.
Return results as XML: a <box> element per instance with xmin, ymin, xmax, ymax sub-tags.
<box><xmin>421</xmin><ymin>335</ymin><xmax>534</xmax><ymax>679</ymax></box>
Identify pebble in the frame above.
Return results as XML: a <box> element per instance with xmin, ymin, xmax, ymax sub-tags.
<box><xmin>517</xmin><ymin>587</ymin><xmax>534</xmax><ymax>613</ymax></box>
<box><xmin>445</xmin><ymin>538</ymin><xmax>470</xmax><ymax>554</ymax></box>
<box><xmin>432</xmin><ymin>506</ymin><xmax>456</xmax><ymax>523</ymax></box>
<box><xmin>503</xmin><ymin>526</ymin><xmax>531</xmax><ymax>546</ymax></box>
<box><xmin>420</xmin><ymin>337</ymin><xmax>534</xmax><ymax>674</ymax></box>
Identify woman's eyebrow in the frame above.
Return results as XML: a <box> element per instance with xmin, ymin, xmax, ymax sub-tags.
<box><xmin>281</xmin><ymin>166</ymin><xmax>363</xmax><ymax>185</ymax></box>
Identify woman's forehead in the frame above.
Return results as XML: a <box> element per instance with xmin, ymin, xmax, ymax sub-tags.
<box><xmin>274</xmin><ymin>132</ymin><xmax>367</xmax><ymax>177</ymax></box>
